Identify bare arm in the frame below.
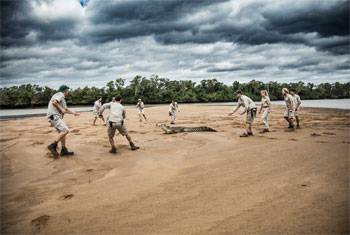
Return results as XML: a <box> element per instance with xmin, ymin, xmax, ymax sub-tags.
<box><xmin>52</xmin><ymin>100</ymin><xmax>79</xmax><ymax>116</ymax></box>
<box><xmin>99</xmin><ymin>103</ymin><xmax>111</xmax><ymax>115</ymax></box>
<box><xmin>228</xmin><ymin>104</ymin><xmax>241</xmax><ymax>115</ymax></box>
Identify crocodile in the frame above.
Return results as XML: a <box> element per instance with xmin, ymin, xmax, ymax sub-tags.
<box><xmin>157</xmin><ymin>124</ymin><xmax>217</xmax><ymax>134</ymax></box>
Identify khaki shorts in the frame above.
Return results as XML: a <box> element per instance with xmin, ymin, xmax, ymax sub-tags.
<box><xmin>108</xmin><ymin>121</ymin><xmax>128</xmax><ymax>138</ymax></box>
<box><xmin>138</xmin><ymin>109</ymin><xmax>144</xmax><ymax>114</ymax></box>
<box><xmin>246</xmin><ymin>109</ymin><xmax>257</xmax><ymax>124</ymax></box>
<box><xmin>284</xmin><ymin>109</ymin><xmax>295</xmax><ymax>118</ymax></box>
<box><xmin>48</xmin><ymin>115</ymin><xmax>69</xmax><ymax>133</ymax></box>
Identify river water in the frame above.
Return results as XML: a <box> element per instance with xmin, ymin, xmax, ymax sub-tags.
<box><xmin>0</xmin><ymin>99</ymin><xmax>349</xmax><ymax>120</ymax></box>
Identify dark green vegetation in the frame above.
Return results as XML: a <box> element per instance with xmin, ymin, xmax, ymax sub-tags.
<box><xmin>1</xmin><ymin>75</ymin><xmax>349</xmax><ymax>108</ymax></box>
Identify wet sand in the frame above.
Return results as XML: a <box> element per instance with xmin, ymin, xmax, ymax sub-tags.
<box><xmin>0</xmin><ymin>104</ymin><xmax>349</xmax><ymax>234</ymax></box>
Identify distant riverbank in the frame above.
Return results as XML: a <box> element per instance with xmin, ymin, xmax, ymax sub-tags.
<box><xmin>0</xmin><ymin>99</ymin><xmax>349</xmax><ymax>120</ymax></box>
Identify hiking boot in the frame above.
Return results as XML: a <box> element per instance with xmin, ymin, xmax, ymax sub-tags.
<box><xmin>130</xmin><ymin>143</ymin><xmax>140</xmax><ymax>151</ymax></box>
<box><xmin>260</xmin><ymin>129</ymin><xmax>269</xmax><ymax>133</ymax></box>
<box><xmin>109</xmin><ymin>146</ymin><xmax>117</xmax><ymax>154</ymax></box>
<box><xmin>247</xmin><ymin>132</ymin><xmax>254</xmax><ymax>136</ymax></box>
<box><xmin>47</xmin><ymin>142</ymin><xmax>59</xmax><ymax>158</ymax></box>
<box><xmin>240</xmin><ymin>133</ymin><xmax>249</xmax><ymax>137</ymax></box>
<box><xmin>60</xmin><ymin>147</ymin><xmax>74</xmax><ymax>157</ymax></box>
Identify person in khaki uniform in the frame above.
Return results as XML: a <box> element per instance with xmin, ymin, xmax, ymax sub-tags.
<box><xmin>47</xmin><ymin>85</ymin><xmax>80</xmax><ymax>158</ymax></box>
<box><xmin>290</xmin><ymin>89</ymin><xmax>302</xmax><ymax>128</ymax></box>
<box><xmin>136</xmin><ymin>98</ymin><xmax>147</xmax><ymax>122</ymax></box>
<box><xmin>169</xmin><ymin>100</ymin><xmax>180</xmax><ymax>124</ymax></box>
<box><xmin>92</xmin><ymin>97</ymin><xmax>105</xmax><ymax>126</ymax></box>
<box><xmin>282</xmin><ymin>88</ymin><xmax>296</xmax><ymax>129</ymax></box>
<box><xmin>99</xmin><ymin>96</ymin><xmax>139</xmax><ymax>154</ymax></box>
<box><xmin>228</xmin><ymin>90</ymin><xmax>257</xmax><ymax>137</ymax></box>
<box><xmin>259</xmin><ymin>90</ymin><xmax>271</xmax><ymax>132</ymax></box>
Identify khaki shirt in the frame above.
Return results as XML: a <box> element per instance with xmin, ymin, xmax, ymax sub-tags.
<box><xmin>47</xmin><ymin>92</ymin><xmax>67</xmax><ymax>118</ymax></box>
<box><xmin>93</xmin><ymin>100</ymin><xmax>102</xmax><ymax>113</ymax></box>
<box><xmin>292</xmin><ymin>94</ymin><xmax>301</xmax><ymax>109</ymax></box>
<box><xmin>238</xmin><ymin>95</ymin><xmax>256</xmax><ymax>111</ymax></box>
<box><xmin>100</xmin><ymin>102</ymin><xmax>125</xmax><ymax>123</ymax></box>
<box><xmin>261</xmin><ymin>96</ymin><xmax>271</xmax><ymax>108</ymax></box>
<box><xmin>169</xmin><ymin>102</ymin><xmax>178</xmax><ymax>112</ymax></box>
<box><xmin>284</xmin><ymin>94</ymin><xmax>295</xmax><ymax>110</ymax></box>
<box><xmin>136</xmin><ymin>101</ymin><xmax>145</xmax><ymax>110</ymax></box>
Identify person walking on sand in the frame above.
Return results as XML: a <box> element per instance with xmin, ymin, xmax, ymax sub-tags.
<box><xmin>47</xmin><ymin>85</ymin><xmax>80</xmax><ymax>158</ymax></box>
<box><xmin>282</xmin><ymin>88</ymin><xmax>296</xmax><ymax>130</ymax></box>
<box><xmin>92</xmin><ymin>97</ymin><xmax>105</xmax><ymax>126</ymax></box>
<box><xmin>99</xmin><ymin>96</ymin><xmax>139</xmax><ymax>154</ymax></box>
<box><xmin>290</xmin><ymin>89</ymin><xmax>302</xmax><ymax>128</ymax></box>
<box><xmin>228</xmin><ymin>90</ymin><xmax>257</xmax><ymax>137</ymax></box>
<box><xmin>136</xmin><ymin>98</ymin><xmax>147</xmax><ymax>122</ymax></box>
<box><xmin>259</xmin><ymin>90</ymin><xmax>271</xmax><ymax>133</ymax></box>
<box><xmin>169</xmin><ymin>100</ymin><xmax>180</xmax><ymax>124</ymax></box>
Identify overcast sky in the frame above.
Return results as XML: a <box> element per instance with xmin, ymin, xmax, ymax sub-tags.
<box><xmin>1</xmin><ymin>0</ymin><xmax>349</xmax><ymax>88</ymax></box>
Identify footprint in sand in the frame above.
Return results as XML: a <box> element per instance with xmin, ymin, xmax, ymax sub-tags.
<box><xmin>310</xmin><ymin>133</ymin><xmax>321</xmax><ymax>137</ymax></box>
<box><xmin>316</xmin><ymin>140</ymin><xmax>328</xmax><ymax>143</ymax></box>
<box><xmin>70</xmin><ymin>129</ymin><xmax>80</xmax><ymax>133</ymax></box>
<box><xmin>322</xmin><ymin>132</ymin><xmax>336</xmax><ymax>136</ymax></box>
<box><xmin>32</xmin><ymin>141</ymin><xmax>44</xmax><ymax>145</ymax></box>
<box><xmin>300</xmin><ymin>184</ymin><xmax>308</xmax><ymax>187</ymax></box>
<box><xmin>59</xmin><ymin>194</ymin><xmax>74</xmax><ymax>200</ymax></box>
<box><xmin>289</xmin><ymin>138</ymin><xmax>298</xmax><ymax>141</ymax></box>
<box><xmin>268</xmin><ymin>137</ymin><xmax>278</xmax><ymax>140</ymax></box>
<box><xmin>31</xmin><ymin>215</ymin><xmax>50</xmax><ymax>231</ymax></box>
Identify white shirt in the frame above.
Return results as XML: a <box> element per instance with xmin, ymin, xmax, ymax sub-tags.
<box><xmin>47</xmin><ymin>92</ymin><xmax>67</xmax><ymax>118</ymax></box>
<box><xmin>238</xmin><ymin>95</ymin><xmax>256</xmax><ymax>111</ymax></box>
<box><xmin>261</xmin><ymin>96</ymin><xmax>271</xmax><ymax>108</ymax></box>
<box><xmin>136</xmin><ymin>101</ymin><xmax>144</xmax><ymax>110</ymax></box>
<box><xmin>292</xmin><ymin>94</ymin><xmax>301</xmax><ymax>109</ymax></box>
<box><xmin>93</xmin><ymin>100</ymin><xmax>102</xmax><ymax>112</ymax></box>
<box><xmin>100</xmin><ymin>102</ymin><xmax>125</xmax><ymax>123</ymax></box>
<box><xmin>169</xmin><ymin>102</ymin><xmax>178</xmax><ymax>112</ymax></box>
<box><xmin>284</xmin><ymin>94</ymin><xmax>296</xmax><ymax>110</ymax></box>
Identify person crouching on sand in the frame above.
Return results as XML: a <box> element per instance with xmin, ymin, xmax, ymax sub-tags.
<box><xmin>228</xmin><ymin>90</ymin><xmax>257</xmax><ymax>137</ymax></box>
<box><xmin>282</xmin><ymin>88</ymin><xmax>296</xmax><ymax>130</ymax></box>
<box><xmin>136</xmin><ymin>98</ymin><xmax>147</xmax><ymax>122</ymax></box>
<box><xmin>47</xmin><ymin>85</ymin><xmax>80</xmax><ymax>158</ymax></box>
<box><xmin>290</xmin><ymin>89</ymin><xmax>302</xmax><ymax>128</ymax></box>
<box><xmin>99</xmin><ymin>96</ymin><xmax>139</xmax><ymax>154</ymax></box>
<box><xmin>92</xmin><ymin>97</ymin><xmax>105</xmax><ymax>126</ymax></box>
<box><xmin>169</xmin><ymin>100</ymin><xmax>180</xmax><ymax>124</ymax></box>
<box><xmin>259</xmin><ymin>90</ymin><xmax>271</xmax><ymax>133</ymax></box>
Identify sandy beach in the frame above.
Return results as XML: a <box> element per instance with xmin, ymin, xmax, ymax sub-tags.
<box><xmin>0</xmin><ymin>104</ymin><xmax>349</xmax><ymax>235</ymax></box>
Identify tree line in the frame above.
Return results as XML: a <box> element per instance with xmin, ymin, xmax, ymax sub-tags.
<box><xmin>0</xmin><ymin>75</ymin><xmax>349</xmax><ymax>108</ymax></box>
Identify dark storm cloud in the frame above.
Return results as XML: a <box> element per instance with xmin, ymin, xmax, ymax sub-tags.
<box><xmin>1</xmin><ymin>0</ymin><xmax>349</xmax><ymax>87</ymax></box>
<box><xmin>0</xmin><ymin>0</ymin><xmax>79</xmax><ymax>47</ymax></box>
<box><xmin>84</xmin><ymin>0</ymin><xmax>349</xmax><ymax>54</ymax></box>
<box><xmin>1</xmin><ymin>0</ymin><xmax>349</xmax><ymax>54</ymax></box>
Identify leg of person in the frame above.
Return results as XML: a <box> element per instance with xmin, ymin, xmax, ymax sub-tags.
<box><xmin>295</xmin><ymin>112</ymin><xmax>300</xmax><ymax>128</ymax></box>
<box><xmin>93</xmin><ymin>116</ymin><xmax>97</xmax><ymax>125</ymax></box>
<box><xmin>171</xmin><ymin>112</ymin><xmax>176</xmax><ymax>124</ymax></box>
<box><xmin>142</xmin><ymin>113</ymin><xmax>147</xmax><ymax>121</ymax></box>
<box><xmin>47</xmin><ymin>117</ymin><xmax>72</xmax><ymax>157</ymax></box>
<box><xmin>101</xmin><ymin>115</ymin><xmax>105</xmax><ymax>124</ymax></box>
<box><xmin>289</xmin><ymin>111</ymin><xmax>295</xmax><ymax>130</ymax></box>
<box><xmin>117</xmin><ymin>124</ymin><xmax>139</xmax><ymax>150</ymax></box>
<box><xmin>60</xmin><ymin>132</ymin><xmax>74</xmax><ymax>156</ymax></box>
<box><xmin>262</xmin><ymin>109</ymin><xmax>269</xmax><ymax>131</ymax></box>
<box><xmin>138</xmin><ymin>112</ymin><xmax>143</xmax><ymax>122</ymax></box>
<box><xmin>108</xmin><ymin>123</ymin><xmax>117</xmax><ymax>153</ymax></box>
<box><xmin>54</xmin><ymin>119</ymin><xmax>74</xmax><ymax>156</ymax></box>
<box><xmin>284</xmin><ymin>110</ymin><xmax>292</xmax><ymax>127</ymax></box>
<box><xmin>247</xmin><ymin>110</ymin><xmax>254</xmax><ymax>135</ymax></box>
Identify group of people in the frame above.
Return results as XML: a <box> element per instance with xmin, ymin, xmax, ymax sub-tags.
<box><xmin>229</xmin><ymin>88</ymin><xmax>301</xmax><ymax>137</ymax></box>
<box><xmin>46</xmin><ymin>85</ymin><xmax>301</xmax><ymax>157</ymax></box>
